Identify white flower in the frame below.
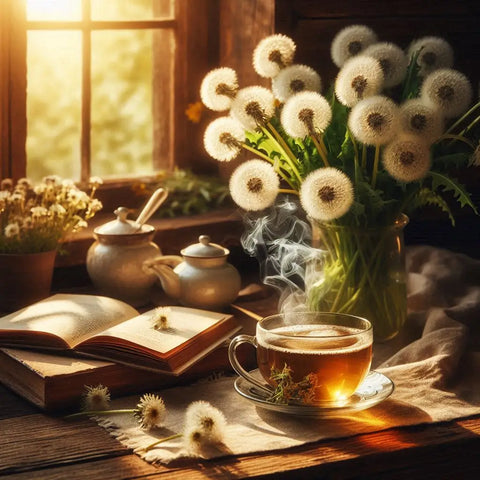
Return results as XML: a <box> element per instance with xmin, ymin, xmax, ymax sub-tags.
<box><xmin>43</xmin><ymin>175</ymin><xmax>61</xmax><ymax>185</ymax></box>
<box><xmin>81</xmin><ymin>384</ymin><xmax>111</xmax><ymax>411</ymax></box>
<box><xmin>183</xmin><ymin>401</ymin><xmax>227</xmax><ymax>452</ymax></box>
<box><xmin>408</xmin><ymin>36</ymin><xmax>454</xmax><ymax>77</ymax></box>
<box><xmin>252</xmin><ymin>34</ymin><xmax>296</xmax><ymax>78</ymax></box>
<box><xmin>363</xmin><ymin>42</ymin><xmax>408</xmax><ymax>88</ymax></box>
<box><xmin>281</xmin><ymin>91</ymin><xmax>332</xmax><ymax>138</ymax></box>
<box><xmin>335</xmin><ymin>56</ymin><xmax>384</xmax><ymax>107</ymax></box>
<box><xmin>30</xmin><ymin>206</ymin><xmax>49</xmax><ymax>218</ymax></box>
<box><xmin>230</xmin><ymin>86</ymin><xmax>276</xmax><ymax>130</ymax></box>
<box><xmin>272</xmin><ymin>64</ymin><xmax>321</xmax><ymax>102</ymax></box>
<box><xmin>399</xmin><ymin>98</ymin><xmax>443</xmax><ymax>143</ymax></box>
<box><xmin>200</xmin><ymin>67</ymin><xmax>239</xmax><ymax>111</ymax></box>
<box><xmin>382</xmin><ymin>135</ymin><xmax>431</xmax><ymax>182</ymax></box>
<box><xmin>300</xmin><ymin>167</ymin><xmax>354</xmax><ymax>221</ymax></box>
<box><xmin>49</xmin><ymin>203</ymin><xmax>67</xmax><ymax>215</ymax></box>
<box><xmin>348</xmin><ymin>95</ymin><xmax>400</xmax><ymax>146</ymax></box>
<box><xmin>204</xmin><ymin>116</ymin><xmax>245</xmax><ymax>162</ymax></box>
<box><xmin>133</xmin><ymin>393</ymin><xmax>166</xmax><ymax>430</ymax></box>
<box><xmin>421</xmin><ymin>68</ymin><xmax>473</xmax><ymax>118</ymax></box>
<box><xmin>89</xmin><ymin>176</ymin><xmax>103</xmax><ymax>187</ymax></box>
<box><xmin>4</xmin><ymin>223</ymin><xmax>20</xmax><ymax>238</ymax></box>
<box><xmin>152</xmin><ymin>306</ymin><xmax>172</xmax><ymax>330</ymax></box>
<box><xmin>330</xmin><ymin>24</ymin><xmax>378</xmax><ymax>67</ymax></box>
<box><xmin>229</xmin><ymin>160</ymin><xmax>279</xmax><ymax>211</ymax></box>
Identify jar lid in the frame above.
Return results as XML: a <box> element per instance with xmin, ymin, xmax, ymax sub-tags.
<box><xmin>94</xmin><ymin>207</ymin><xmax>153</xmax><ymax>235</ymax></box>
<box><xmin>181</xmin><ymin>235</ymin><xmax>228</xmax><ymax>258</ymax></box>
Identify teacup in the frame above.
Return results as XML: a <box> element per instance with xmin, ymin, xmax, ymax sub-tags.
<box><xmin>228</xmin><ymin>311</ymin><xmax>373</xmax><ymax>405</ymax></box>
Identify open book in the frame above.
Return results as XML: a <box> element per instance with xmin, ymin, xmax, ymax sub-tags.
<box><xmin>0</xmin><ymin>294</ymin><xmax>240</xmax><ymax>375</ymax></box>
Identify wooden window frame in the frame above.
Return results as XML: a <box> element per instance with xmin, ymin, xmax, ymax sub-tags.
<box><xmin>0</xmin><ymin>0</ymin><xmax>221</xmax><ymax>209</ymax></box>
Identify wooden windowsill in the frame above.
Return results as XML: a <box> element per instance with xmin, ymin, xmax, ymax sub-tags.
<box><xmin>56</xmin><ymin>208</ymin><xmax>245</xmax><ymax>269</ymax></box>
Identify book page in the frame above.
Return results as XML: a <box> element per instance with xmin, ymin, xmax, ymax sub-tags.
<box><xmin>0</xmin><ymin>294</ymin><xmax>139</xmax><ymax>348</ymax></box>
<box><xmin>86</xmin><ymin>306</ymin><xmax>228</xmax><ymax>354</ymax></box>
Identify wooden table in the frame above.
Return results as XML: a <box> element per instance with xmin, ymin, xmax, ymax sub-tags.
<box><xmin>1</xmin><ymin>293</ymin><xmax>480</xmax><ymax>479</ymax></box>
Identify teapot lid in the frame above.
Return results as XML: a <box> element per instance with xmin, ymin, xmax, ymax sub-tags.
<box><xmin>94</xmin><ymin>207</ymin><xmax>153</xmax><ymax>235</ymax></box>
<box><xmin>181</xmin><ymin>235</ymin><xmax>228</xmax><ymax>258</ymax></box>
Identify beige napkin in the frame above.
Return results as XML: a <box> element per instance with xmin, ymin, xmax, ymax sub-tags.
<box><xmin>93</xmin><ymin>245</ymin><xmax>480</xmax><ymax>465</ymax></box>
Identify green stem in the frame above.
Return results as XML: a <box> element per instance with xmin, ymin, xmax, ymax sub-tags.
<box><xmin>145</xmin><ymin>433</ymin><xmax>182</xmax><ymax>451</ymax></box>
<box><xmin>438</xmin><ymin>133</ymin><xmax>475</xmax><ymax>150</ymax></box>
<box><xmin>371</xmin><ymin>145</ymin><xmax>380</xmax><ymax>189</ymax></box>
<box><xmin>311</xmin><ymin>134</ymin><xmax>330</xmax><ymax>167</ymax></box>
<box><xmin>279</xmin><ymin>188</ymin><xmax>299</xmax><ymax>195</ymax></box>
<box><xmin>65</xmin><ymin>409</ymin><xmax>135</xmax><ymax>419</ymax></box>
<box><xmin>445</xmin><ymin>100</ymin><xmax>480</xmax><ymax>134</ymax></box>
<box><xmin>241</xmin><ymin>143</ymin><xmax>297</xmax><ymax>190</ymax></box>
<box><xmin>361</xmin><ymin>144</ymin><xmax>367</xmax><ymax>170</ymax></box>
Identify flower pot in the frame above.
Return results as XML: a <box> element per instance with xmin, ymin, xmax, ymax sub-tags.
<box><xmin>0</xmin><ymin>250</ymin><xmax>57</xmax><ymax>313</ymax></box>
<box><xmin>308</xmin><ymin>215</ymin><xmax>408</xmax><ymax>342</ymax></box>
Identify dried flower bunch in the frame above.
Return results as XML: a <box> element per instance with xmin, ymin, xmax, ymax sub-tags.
<box><xmin>0</xmin><ymin>175</ymin><xmax>103</xmax><ymax>254</ymax></box>
<box><xmin>200</xmin><ymin>26</ymin><xmax>479</xmax><ymax>227</ymax></box>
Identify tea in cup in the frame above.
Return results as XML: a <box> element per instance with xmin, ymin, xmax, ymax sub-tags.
<box><xmin>228</xmin><ymin>311</ymin><xmax>373</xmax><ymax>405</ymax></box>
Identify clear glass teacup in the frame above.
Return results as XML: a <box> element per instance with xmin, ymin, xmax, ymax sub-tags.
<box><xmin>228</xmin><ymin>311</ymin><xmax>373</xmax><ymax>405</ymax></box>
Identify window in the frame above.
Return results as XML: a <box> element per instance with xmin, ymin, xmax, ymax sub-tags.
<box><xmin>1</xmin><ymin>0</ymin><xmax>219</xmax><ymax>207</ymax></box>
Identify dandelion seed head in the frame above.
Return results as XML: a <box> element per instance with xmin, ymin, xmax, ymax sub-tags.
<box><xmin>331</xmin><ymin>24</ymin><xmax>378</xmax><ymax>67</ymax></box>
<box><xmin>348</xmin><ymin>95</ymin><xmax>400</xmax><ymax>145</ymax></box>
<box><xmin>204</xmin><ymin>116</ymin><xmax>245</xmax><ymax>161</ymax></box>
<box><xmin>200</xmin><ymin>67</ymin><xmax>239</xmax><ymax>111</ymax></box>
<box><xmin>281</xmin><ymin>91</ymin><xmax>332</xmax><ymax>138</ymax></box>
<box><xmin>183</xmin><ymin>401</ymin><xmax>227</xmax><ymax>449</ymax></box>
<box><xmin>4</xmin><ymin>223</ymin><xmax>20</xmax><ymax>238</ymax></box>
<box><xmin>300</xmin><ymin>167</ymin><xmax>354</xmax><ymax>221</ymax></box>
<box><xmin>272</xmin><ymin>64</ymin><xmax>322</xmax><ymax>102</ymax></box>
<box><xmin>252</xmin><ymin>34</ymin><xmax>296</xmax><ymax>78</ymax></box>
<box><xmin>230</xmin><ymin>86</ymin><xmax>276</xmax><ymax>130</ymax></box>
<box><xmin>399</xmin><ymin>98</ymin><xmax>443</xmax><ymax>143</ymax></box>
<box><xmin>383</xmin><ymin>135</ymin><xmax>431</xmax><ymax>182</ymax></box>
<box><xmin>421</xmin><ymin>68</ymin><xmax>473</xmax><ymax>118</ymax></box>
<box><xmin>363</xmin><ymin>42</ymin><xmax>408</xmax><ymax>88</ymax></box>
<box><xmin>229</xmin><ymin>159</ymin><xmax>279</xmax><ymax>211</ymax></box>
<box><xmin>134</xmin><ymin>393</ymin><xmax>166</xmax><ymax>430</ymax></box>
<box><xmin>82</xmin><ymin>384</ymin><xmax>111</xmax><ymax>411</ymax></box>
<box><xmin>408</xmin><ymin>36</ymin><xmax>454</xmax><ymax>77</ymax></box>
<box><xmin>335</xmin><ymin>55</ymin><xmax>384</xmax><ymax>107</ymax></box>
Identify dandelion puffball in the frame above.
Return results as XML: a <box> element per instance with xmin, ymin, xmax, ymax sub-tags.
<box><xmin>399</xmin><ymin>98</ymin><xmax>443</xmax><ymax>143</ymax></box>
<box><xmin>335</xmin><ymin>56</ymin><xmax>384</xmax><ymax>107</ymax></box>
<box><xmin>363</xmin><ymin>42</ymin><xmax>408</xmax><ymax>88</ymax></box>
<box><xmin>348</xmin><ymin>95</ymin><xmax>400</xmax><ymax>145</ymax></box>
<box><xmin>331</xmin><ymin>24</ymin><xmax>378</xmax><ymax>68</ymax></box>
<box><xmin>204</xmin><ymin>116</ymin><xmax>245</xmax><ymax>161</ymax></box>
<box><xmin>200</xmin><ymin>67</ymin><xmax>239</xmax><ymax>111</ymax></box>
<box><xmin>300</xmin><ymin>167</ymin><xmax>354</xmax><ymax>221</ymax></box>
<box><xmin>421</xmin><ymin>68</ymin><xmax>473</xmax><ymax>118</ymax></box>
<box><xmin>229</xmin><ymin>159</ymin><xmax>280</xmax><ymax>211</ymax></box>
<box><xmin>382</xmin><ymin>136</ymin><xmax>431</xmax><ymax>182</ymax></box>
<box><xmin>408</xmin><ymin>36</ymin><xmax>454</xmax><ymax>77</ymax></box>
<box><xmin>281</xmin><ymin>91</ymin><xmax>332</xmax><ymax>138</ymax></box>
<box><xmin>133</xmin><ymin>393</ymin><xmax>167</xmax><ymax>430</ymax></box>
<box><xmin>230</xmin><ymin>86</ymin><xmax>276</xmax><ymax>131</ymax></box>
<box><xmin>253</xmin><ymin>34</ymin><xmax>296</xmax><ymax>78</ymax></box>
<box><xmin>272</xmin><ymin>64</ymin><xmax>322</xmax><ymax>102</ymax></box>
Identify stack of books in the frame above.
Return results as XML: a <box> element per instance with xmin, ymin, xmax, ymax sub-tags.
<box><xmin>0</xmin><ymin>294</ymin><xmax>246</xmax><ymax>411</ymax></box>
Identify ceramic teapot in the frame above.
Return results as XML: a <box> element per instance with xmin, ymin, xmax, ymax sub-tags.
<box><xmin>86</xmin><ymin>188</ymin><xmax>168</xmax><ymax>307</ymax></box>
<box><xmin>143</xmin><ymin>235</ymin><xmax>241</xmax><ymax>310</ymax></box>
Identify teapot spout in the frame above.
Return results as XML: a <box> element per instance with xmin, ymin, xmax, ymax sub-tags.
<box><xmin>142</xmin><ymin>255</ymin><xmax>182</xmax><ymax>300</ymax></box>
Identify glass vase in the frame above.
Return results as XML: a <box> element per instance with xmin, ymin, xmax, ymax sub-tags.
<box><xmin>308</xmin><ymin>215</ymin><xmax>408</xmax><ymax>342</ymax></box>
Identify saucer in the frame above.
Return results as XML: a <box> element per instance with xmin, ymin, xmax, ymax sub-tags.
<box><xmin>234</xmin><ymin>370</ymin><xmax>394</xmax><ymax>417</ymax></box>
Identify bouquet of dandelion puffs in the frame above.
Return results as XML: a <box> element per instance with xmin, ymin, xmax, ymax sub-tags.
<box><xmin>199</xmin><ymin>25</ymin><xmax>479</xmax><ymax>341</ymax></box>
<box><xmin>201</xmin><ymin>25</ymin><xmax>478</xmax><ymax>226</ymax></box>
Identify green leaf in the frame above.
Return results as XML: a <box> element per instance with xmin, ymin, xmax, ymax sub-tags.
<box><xmin>411</xmin><ymin>187</ymin><xmax>456</xmax><ymax>226</ymax></box>
<box><xmin>429</xmin><ymin>171</ymin><xmax>478</xmax><ymax>214</ymax></box>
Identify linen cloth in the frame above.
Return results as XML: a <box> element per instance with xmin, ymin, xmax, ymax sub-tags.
<box><xmin>93</xmin><ymin>245</ymin><xmax>480</xmax><ymax>464</ymax></box>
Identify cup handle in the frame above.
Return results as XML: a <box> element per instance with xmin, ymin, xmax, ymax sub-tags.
<box><xmin>228</xmin><ymin>335</ymin><xmax>272</xmax><ymax>396</ymax></box>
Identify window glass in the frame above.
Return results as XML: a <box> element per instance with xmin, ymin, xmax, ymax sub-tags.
<box><xmin>26</xmin><ymin>0</ymin><xmax>82</xmax><ymax>21</ymax></box>
<box><xmin>26</xmin><ymin>31</ymin><xmax>82</xmax><ymax>181</ymax></box>
<box><xmin>91</xmin><ymin>29</ymin><xmax>154</xmax><ymax>178</ymax></box>
<box><xmin>91</xmin><ymin>0</ymin><xmax>173</xmax><ymax>20</ymax></box>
